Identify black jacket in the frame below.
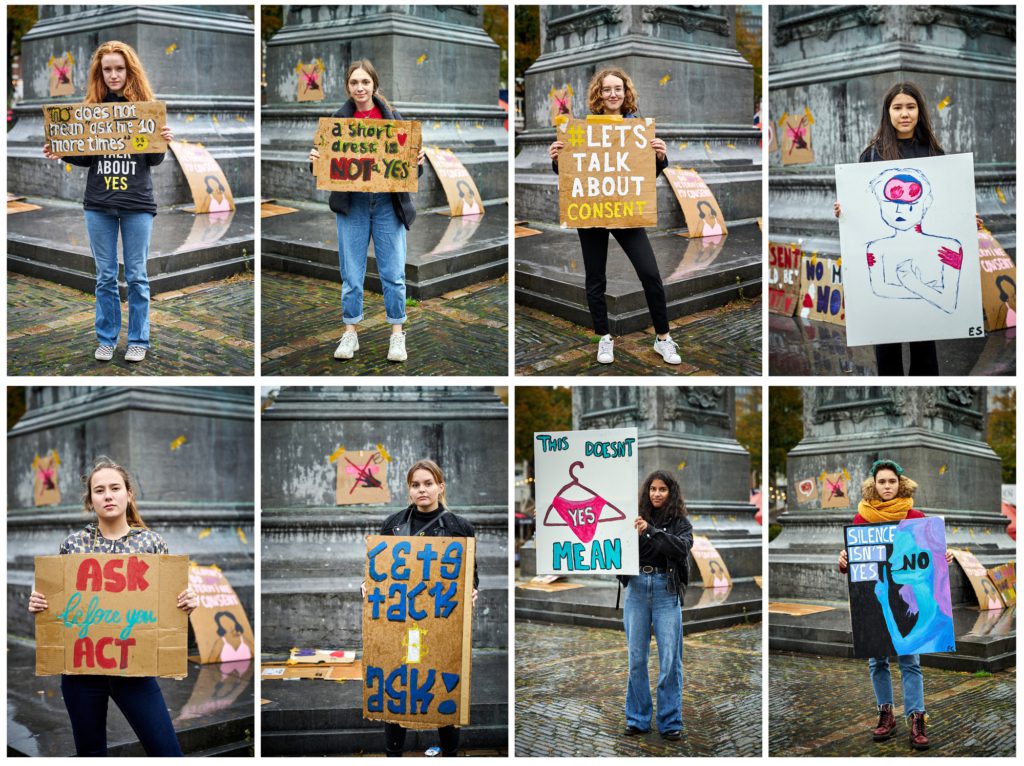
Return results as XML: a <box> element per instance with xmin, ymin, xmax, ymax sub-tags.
<box><xmin>617</xmin><ymin>513</ymin><xmax>693</xmax><ymax>597</ymax></box>
<box><xmin>315</xmin><ymin>94</ymin><xmax>423</xmax><ymax>230</ymax></box>
<box><xmin>379</xmin><ymin>503</ymin><xmax>480</xmax><ymax>590</ymax></box>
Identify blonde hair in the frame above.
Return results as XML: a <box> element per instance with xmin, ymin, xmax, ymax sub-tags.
<box><xmin>86</xmin><ymin>41</ymin><xmax>155</xmax><ymax>103</ymax></box>
<box><xmin>82</xmin><ymin>457</ymin><xmax>148</xmax><ymax>528</ymax></box>
<box><xmin>587</xmin><ymin>67</ymin><xmax>639</xmax><ymax>115</ymax></box>
<box><xmin>860</xmin><ymin>474</ymin><xmax>918</xmax><ymax>503</ymax></box>
<box><xmin>407</xmin><ymin>459</ymin><xmax>446</xmax><ymax>506</ymax></box>
<box><xmin>345</xmin><ymin>59</ymin><xmax>393</xmax><ymax>112</ymax></box>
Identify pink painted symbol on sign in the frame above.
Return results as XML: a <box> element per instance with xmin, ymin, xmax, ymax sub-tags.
<box><xmin>344</xmin><ymin>454</ymin><xmax>383</xmax><ymax>493</ymax></box>
<box><xmin>542</xmin><ymin>461</ymin><xmax>626</xmax><ymax>543</ymax></box>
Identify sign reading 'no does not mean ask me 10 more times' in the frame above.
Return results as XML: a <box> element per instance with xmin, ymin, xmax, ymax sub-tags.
<box><xmin>35</xmin><ymin>553</ymin><xmax>189</xmax><ymax>678</ymax></box>
<box><xmin>314</xmin><ymin>117</ymin><xmax>421</xmax><ymax>194</ymax></box>
<box><xmin>44</xmin><ymin>101</ymin><xmax>168</xmax><ymax>156</ymax></box>
<box><xmin>558</xmin><ymin>117</ymin><xmax>657</xmax><ymax>229</ymax></box>
<box><xmin>533</xmin><ymin>427</ymin><xmax>639</xmax><ymax>575</ymax></box>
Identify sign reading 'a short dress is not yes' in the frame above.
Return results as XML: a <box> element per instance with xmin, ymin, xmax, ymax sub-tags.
<box><xmin>313</xmin><ymin>117</ymin><xmax>421</xmax><ymax>194</ymax></box>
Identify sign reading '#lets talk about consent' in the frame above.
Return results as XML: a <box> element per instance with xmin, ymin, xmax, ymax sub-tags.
<box><xmin>35</xmin><ymin>554</ymin><xmax>189</xmax><ymax>678</ymax></box>
<box><xmin>43</xmin><ymin>101</ymin><xmax>167</xmax><ymax>156</ymax></box>
<box><xmin>558</xmin><ymin>117</ymin><xmax>657</xmax><ymax>229</ymax></box>
<box><xmin>313</xmin><ymin>117</ymin><xmax>421</xmax><ymax>194</ymax></box>
<box><xmin>362</xmin><ymin>535</ymin><xmax>474</xmax><ymax>727</ymax></box>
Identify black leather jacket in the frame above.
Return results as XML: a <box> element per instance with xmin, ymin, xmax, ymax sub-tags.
<box><xmin>616</xmin><ymin>514</ymin><xmax>693</xmax><ymax>598</ymax></box>
<box><xmin>379</xmin><ymin>503</ymin><xmax>479</xmax><ymax>589</ymax></box>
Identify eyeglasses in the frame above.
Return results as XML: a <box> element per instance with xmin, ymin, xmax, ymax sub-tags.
<box><xmin>601</xmin><ymin>87</ymin><xmax>625</xmax><ymax>96</ymax></box>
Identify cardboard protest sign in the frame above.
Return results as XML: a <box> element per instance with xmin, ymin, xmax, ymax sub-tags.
<box><xmin>168</xmin><ymin>141</ymin><xmax>235</xmax><ymax>214</ymax></box>
<box><xmin>794</xmin><ymin>476</ymin><xmax>818</xmax><ymax>504</ymax></box>
<box><xmin>845</xmin><ymin>518</ymin><xmax>956</xmax><ymax>657</ymax></box>
<box><xmin>836</xmin><ymin>153</ymin><xmax>984</xmax><ymax>346</ymax></box>
<box><xmin>779</xmin><ymin>113</ymin><xmax>813</xmax><ymax>165</ymax></box>
<box><xmin>819</xmin><ymin>469</ymin><xmax>850</xmax><ymax>509</ymax></box>
<box><xmin>950</xmin><ymin>549</ymin><xmax>1005</xmax><ymax>611</ymax></box>
<box><xmin>767</xmin><ymin>113</ymin><xmax>778</xmax><ymax>153</ymax></box>
<box><xmin>691</xmin><ymin>536</ymin><xmax>732</xmax><ymax>588</ymax></box>
<box><xmin>977</xmin><ymin>229</ymin><xmax>1016</xmax><ymax>332</ymax></box>
<box><xmin>557</xmin><ymin>116</ymin><xmax>657</xmax><ymax>229</ymax></box>
<box><xmin>549</xmin><ymin>84</ymin><xmax>573</xmax><ymax>126</ymax></box>
<box><xmin>989</xmin><ymin>561</ymin><xmax>1016</xmax><ymax>607</ymax></box>
<box><xmin>43</xmin><ymin>101</ymin><xmax>167</xmax><ymax>156</ymax></box>
<box><xmin>48</xmin><ymin>52</ymin><xmax>75</xmax><ymax>97</ymax></box>
<box><xmin>335</xmin><ymin>448</ymin><xmax>391</xmax><ymax>505</ymax></box>
<box><xmin>533</xmin><ymin>427</ymin><xmax>639</xmax><ymax>575</ymax></box>
<box><xmin>187</xmin><ymin>564</ymin><xmax>254</xmax><ymax>664</ymax></box>
<box><xmin>32</xmin><ymin>450</ymin><xmax>61</xmax><ymax>507</ymax></box>
<box><xmin>362</xmin><ymin>535</ymin><xmax>474</xmax><ymax>726</ymax></box>
<box><xmin>313</xmin><ymin>117</ymin><xmax>421</xmax><ymax>193</ymax></box>
<box><xmin>35</xmin><ymin>553</ymin><xmax>189</xmax><ymax>678</ymax></box>
<box><xmin>768</xmin><ymin>241</ymin><xmax>804</xmax><ymax>317</ymax></box>
<box><xmin>662</xmin><ymin>168</ymin><xmax>728</xmax><ymax>238</ymax></box>
<box><xmin>798</xmin><ymin>256</ymin><xmax>845</xmax><ymax>325</ymax></box>
<box><xmin>424</xmin><ymin>147</ymin><xmax>484</xmax><ymax>217</ymax></box>
<box><xmin>296</xmin><ymin>59</ymin><xmax>325</xmax><ymax>102</ymax></box>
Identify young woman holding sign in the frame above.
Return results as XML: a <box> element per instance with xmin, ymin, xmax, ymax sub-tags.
<box><xmin>836</xmin><ymin>459</ymin><xmax>955</xmax><ymax>750</ymax></box>
<box><xmin>359</xmin><ymin>459</ymin><xmax>479</xmax><ymax>756</ymax></box>
<box><xmin>549</xmin><ymin>67</ymin><xmax>680</xmax><ymax>366</ymax></box>
<box><xmin>308</xmin><ymin>59</ymin><xmax>426</xmax><ymax>363</ymax></box>
<box><xmin>616</xmin><ymin>470</ymin><xmax>693</xmax><ymax>740</ymax></box>
<box><xmin>42</xmin><ymin>41</ymin><xmax>173</xmax><ymax>364</ymax></box>
<box><xmin>833</xmin><ymin>82</ymin><xmax>983</xmax><ymax>376</ymax></box>
<box><xmin>27</xmin><ymin>457</ymin><xmax>198</xmax><ymax>756</ymax></box>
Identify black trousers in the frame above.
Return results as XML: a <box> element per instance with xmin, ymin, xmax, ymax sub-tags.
<box><xmin>578</xmin><ymin>227</ymin><xmax>670</xmax><ymax>336</ymax></box>
<box><xmin>873</xmin><ymin>341</ymin><xmax>939</xmax><ymax>376</ymax></box>
<box><xmin>385</xmin><ymin>722</ymin><xmax>459</xmax><ymax>757</ymax></box>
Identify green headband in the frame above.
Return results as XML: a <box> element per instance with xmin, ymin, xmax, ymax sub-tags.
<box><xmin>870</xmin><ymin>459</ymin><xmax>904</xmax><ymax>477</ymax></box>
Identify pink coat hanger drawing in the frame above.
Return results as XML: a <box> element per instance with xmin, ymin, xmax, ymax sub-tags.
<box><xmin>542</xmin><ymin>460</ymin><xmax>626</xmax><ymax>543</ymax></box>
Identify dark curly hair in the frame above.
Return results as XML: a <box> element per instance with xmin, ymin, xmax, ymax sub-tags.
<box><xmin>638</xmin><ymin>470</ymin><xmax>687</xmax><ymax>523</ymax></box>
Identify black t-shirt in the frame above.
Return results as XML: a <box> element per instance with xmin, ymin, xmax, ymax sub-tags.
<box><xmin>859</xmin><ymin>136</ymin><xmax>941</xmax><ymax>162</ymax></box>
<box><xmin>409</xmin><ymin>508</ymin><xmax>443</xmax><ymax>535</ymax></box>
<box><xmin>63</xmin><ymin>93</ymin><xmax>165</xmax><ymax>214</ymax></box>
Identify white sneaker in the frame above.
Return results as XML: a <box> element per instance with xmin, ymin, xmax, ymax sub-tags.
<box><xmin>387</xmin><ymin>332</ymin><xmax>407</xmax><ymax>362</ymax></box>
<box><xmin>333</xmin><ymin>331</ymin><xmax>359</xmax><ymax>359</ymax></box>
<box><xmin>124</xmin><ymin>345</ymin><xmax>147</xmax><ymax>363</ymax></box>
<box><xmin>596</xmin><ymin>334</ymin><xmax>614</xmax><ymax>364</ymax></box>
<box><xmin>95</xmin><ymin>345</ymin><xmax>114</xmax><ymax>361</ymax></box>
<box><xmin>653</xmin><ymin>335</ymin><xmax>681</xmax><ymax>365</ymax></box>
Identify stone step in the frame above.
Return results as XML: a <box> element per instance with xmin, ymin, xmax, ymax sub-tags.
<box><xmin>768</xmin><ymin>602</ymin><xmax>1015</xmax><ymax>672</ymax></box>
<box><xmin>7</xmin><ymin>200</ymin><xmax>255</xmax><ymax>296</ymax></box>
<box><xmin>262</xmin><ymin>201</ymin><xmax>508</xmax><ymax>299</ymax></box>
<box><xmin>260</xmin><ymin>649</ymin><xmax>508</xmax><ymax>756</ymax></box>
<box><xmin>515</xmin><ymin>222</ymin><xmax>762</xmax><ymax>335</ymax></box>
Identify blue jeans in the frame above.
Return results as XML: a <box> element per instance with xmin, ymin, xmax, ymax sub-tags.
<box><xmin>336</xmin><ymin>193</ymin><xmax>407</xmax><ymax>325</ymax></box>
<box><xmin>623</xmin><ymin>572</ymin><xmax>684</xmax><ymax>733</ymax></box>
<box><xmin>84</xmin><ymin>208</ymin><xmax>154</xmax><ymax>347</ymax></box>
<box><xmin>61</xmin><ymin>674</ymin><xmax>183</xmax><ymax>756</ymax></box>
<box><xmin>868</xmin><ymin>655</ymin><xmax>925</xmax><ymax>715</ymax></box>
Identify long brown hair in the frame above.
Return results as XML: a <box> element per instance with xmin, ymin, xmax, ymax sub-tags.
<box><xmin>638</xmin><ymin>470</ymin><xmax>687</xmax><ymax>523</ymax></box>
<box><xmin>865</xmin><ymin>82</ymin><xmax>944</xmax><ymax>161</ymax></box>
<box><xmin>85</xmin><ymin>41</ymin><xmax>155</xmax><ymax>103</ymax></box>
<box><xmin>587</xmin><ymin>67</ymin><xmax>639</xmax><ymax>115</ymax></box>
<box><xmin>82</xmin><ymin>457</ymin><xmax>148</xmax><ymax>528</ymax></box>
<box><xmin>345</xmin><ymin>59</ymin><xmax>393</xmax><ymax>113</ymax></box>
<box><xmin>406</xmin><ymin>459</ymin><xmax>446</xmax><ymax>506</ymax></box>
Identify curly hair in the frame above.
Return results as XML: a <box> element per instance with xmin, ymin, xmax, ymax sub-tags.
<box><xmin>587</xmin><ymin>67</ymin><xmax>639</xmax><ymax>116</ymax></box>
<box><xmin>85</xmin><ymin>41</ymin><xmax>155</xmax><ymax>103</ymax></box>
<box><xmin>638</xmin><ymin>470</ymin><xmax>687</xmax><ymax>523</ymax></box>
<box><xmin>860</xmin><ymin>474</ymin><xmax>918</xmax><ymax>503</ymax></box>
<box><xmin>81</xmin><ymin>456</ymin><xmax>148</xmax><ymax>528</ymax></box>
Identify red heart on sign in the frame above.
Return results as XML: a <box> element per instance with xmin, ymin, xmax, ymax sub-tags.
<box><xmin>397</xmin><ymin>133</ymin><xmax>408</xmax><ymax>146</ymax></box>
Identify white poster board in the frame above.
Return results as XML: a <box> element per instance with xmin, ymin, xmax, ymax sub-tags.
<box><xmin>835</xmin><ymin>153</ymin><xmax>984</xmax><ymax>346</ymax></box>
<box><xmin>533</xmin><ymin>427</ymin><xmax>639</xmax><ymax>575</ymax></box>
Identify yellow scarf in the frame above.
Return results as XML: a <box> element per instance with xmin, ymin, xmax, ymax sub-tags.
<box><xmin>857</xmin><ymin>497</ymin><xmax>914</xmax><ymax>523</ymax></box>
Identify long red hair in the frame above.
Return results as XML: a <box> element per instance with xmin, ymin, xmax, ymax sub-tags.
<box><xmin>85</xmin><ymin>41</ymin><xmax>155</xmax><ymax>103</ymax></box>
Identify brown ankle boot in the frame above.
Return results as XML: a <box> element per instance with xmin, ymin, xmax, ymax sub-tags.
<box><xmin>908</xmin><ymin>712</ymin><xmax>929</xmax><ymax>750</ymax></box>
<box><xmin>871</xmin><ymin>704</ymin><xmax>897</xmax><ymax>741</ymax></box>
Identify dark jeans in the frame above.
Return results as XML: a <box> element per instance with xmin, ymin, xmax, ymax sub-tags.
<box><xmin>384</xmin><ymin>722</ymin><xmax>459</xmax><ymax>757</ymax></box>
<box><xmin>578</xmin><ymin>227</ymin><xmax>669</xmax><ymax>336</ymax></box>
<box><xmin>61</xmin><ymin>674</ymin><xmax>183</xmax><ymax>757</ymax></box>
<box><xmin>874</xmin><ymin>341</ymin><xmax>939</xmax><ymax>376</ymax></box>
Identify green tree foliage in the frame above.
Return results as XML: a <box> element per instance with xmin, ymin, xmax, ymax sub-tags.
<box><xmin>8</xmin><ymin>6</ymin><xmax>39</xmax><ymax>109</ymax></box>
<box><xmin>735</xmin><ymin>388</ymin><xmax>762</xmax><ymax>486</ymax></box>
<box><xmin>734</xmin><ymin>7</ymin><xmax>762</xmax><ymax>106</ymax></box>
<box><xmin>483</xmin><ymin>5</ymin><xmax>509</xmax><ymax>87</ymax></box>
<box><xmin>261</xmin><ymin>6</ymin><xmax>283</xmax><ymax>42</ymax></box>
<box><xmin>515</xmin><ymin>387</ymin><xmax>571</xmax><ymax>468</ymax></box>
<box><xmin>769</xmin><ymin>387</ymin><xmax>803</xmax><ymax>483</ymax></box>
<box><xmin>987</xmin><ymin>388</ymin><xmax>1016</xmax><ymax>485</ymax></box>
<box><xmin>514</xmin><ymin>6</ymin><xmax>540</xmax><ymax>82</ymax></box>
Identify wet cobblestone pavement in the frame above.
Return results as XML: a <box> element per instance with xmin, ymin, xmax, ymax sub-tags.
<box><xmin>8</xmin><ymin>272</ymin><xmax>254</xmax><ymax>376</ymax></box>
<box><xmin>769</xmin><ymin>650</ymin><xmax>1015</xmax><ymax>756</ymax></box>
<box><xmin>515</xmin><ymin>298</ymin><xmax>761</xmax><ymax>376</ymax></box>
<box><xmin>261</xmin><ymin>270</ymin><xmax>508</xmax><ymax>376</ymax></box>
<box><xmin>516</xmin><ymin>621</ymin><xmax>761</xmax><ymax>756</ymax></box>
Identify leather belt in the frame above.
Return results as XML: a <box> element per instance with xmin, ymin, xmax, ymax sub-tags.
<box><xmin>640</xmin><ymin>565</ymin><xmax>668</xmax><ymax>574</ymax></box>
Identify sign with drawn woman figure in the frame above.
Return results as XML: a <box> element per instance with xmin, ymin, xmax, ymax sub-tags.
<box><xmin>845</xmin><ymin>518</ymin><xmax>956</xmax><ymax>658</ymax></box>
<box><xmin>836</xmin><ymin>153</ymin><xmax>984</xmax><ymax>346</ymax></box>
<box><xmin>533</xmin><ymin>427</ymin><xmax>639</xmax><ymax>575</ymax></box>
